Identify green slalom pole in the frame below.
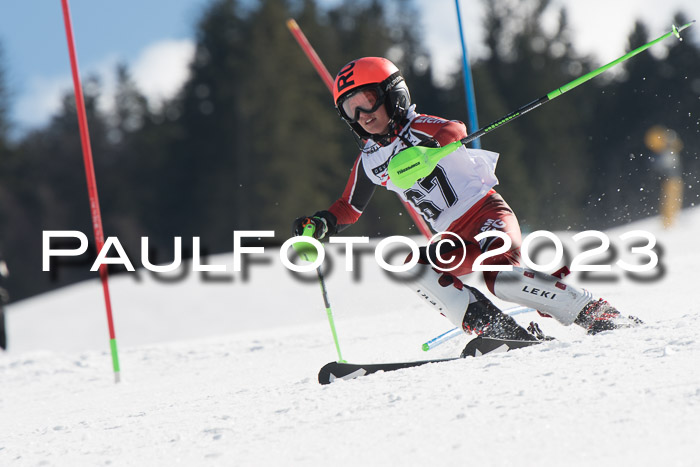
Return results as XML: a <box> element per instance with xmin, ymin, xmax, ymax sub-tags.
<box><xmin>293</xmin><ymin>222</ymin><xmax>346</xmax><ymax>363</ymax></box>
<box><xmin>388</xmin><ymin>21</ymin><xmax>696</xmax><ymax>189</ymax></box>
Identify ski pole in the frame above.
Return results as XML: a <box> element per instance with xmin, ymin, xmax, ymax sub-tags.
<box><xmin>388</xmin><ymin>21</ymin><xmax>696</xmax><ymax>189</ymax></box>
<box><xmin>293</xmin><ymin>222</ymin><xmax>346</xmax><ymax>363</ymax></box>
<box><xmin>422</xmin><ymin>306</ymin><xmax>536</xmax><ymax>351</ymax></box>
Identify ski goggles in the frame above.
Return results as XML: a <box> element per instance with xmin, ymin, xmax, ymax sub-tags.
<box><xmin>337</xmin><ymin>85</ymin><xmax>386</xmax><ymax>123</ymax></box>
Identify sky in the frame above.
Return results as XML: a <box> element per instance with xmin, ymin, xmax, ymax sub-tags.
<box><xmin>0</xmin><ymin>0</ymin><xmax>698</xmax><ymax>138</ymax></box>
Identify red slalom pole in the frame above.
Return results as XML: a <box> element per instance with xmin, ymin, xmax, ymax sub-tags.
<box><xmin>286</xmin><ymin>19</ymin><xmax>334</xmax><ymax>92</ymax></box>
<box><xmin>286</xmin><ymin>19</ymin><xmax>433</xmax><ymax>240</ymax></box>
<box><xmin>61</xmin><ymin>0</ymin><xmax>121</xmax><ymax>383</ymax></box>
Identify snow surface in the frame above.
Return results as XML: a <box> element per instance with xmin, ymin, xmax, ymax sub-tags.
<box><xmin>3</xmin><ymin>209</ymin><xmax>700</xmax><ymax>466</ymax></box>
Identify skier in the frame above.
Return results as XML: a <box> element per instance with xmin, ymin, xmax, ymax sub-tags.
<box><xmin>292</xmin><ymin>57</ymin><xmax>640</xmax><ymax>342</ymax></box>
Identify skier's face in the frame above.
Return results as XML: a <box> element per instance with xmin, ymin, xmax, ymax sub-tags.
<box><xmin>338</xmin><ymin>86</ymin><xmax>392</xmax><ymax>135</ymax></box>
<box><xmin>356</xmin><ymin>103</ymin><xmax>390</xmax><ymax>135</ymax></box>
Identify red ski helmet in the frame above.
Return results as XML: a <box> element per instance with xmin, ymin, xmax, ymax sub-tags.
<box><xmin>333</xmin><ymin>57</ymin><xmax>411</xmax><ymax>139</ymax></box>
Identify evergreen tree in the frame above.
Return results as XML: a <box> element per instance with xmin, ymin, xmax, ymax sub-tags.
<box><xmin>663</xmin><ymin>13</ymin><xmax>700</xmax><ymax>209</ymax></box>
<box><xmin>584</xmin><ymin>18</ymin><xmax>699</xmax><ymax>226</ymax></box>
<box><xmin>100</xmin><ymin>64</ymin><xmax>159</xmax><ymax>247</ymax></box>
<box><xmin>4</xmin><ymin>0</ymin><xmax>695</xmax><ymax>301</ymax></box>
<box><xmin>164</xmin><ymin>0</ymin><xmax>249</xmax><ymax>247</ymax></box>
<box><xmin>0</xmin><ymin>43</ymin><xmax>9</xmax><ymax>147</ymax></box>
<box><xmin>2</xmin><ymin>76</ymin><xmax>113</xmax><ymax>298</ymax></box>
<box><xmin>472</xmin><ymin>0</ymin><xmax>595</xmax><ymax>230</ymax></box>
<box><xmin>0</xmin><ymin>41</ymin><xmax>13</xmax><ymax>263</ymax></box>
<box><xmin>242</xmin><ymin>0</ymin><xmax>347</xmax><ymax>234</ymax></box>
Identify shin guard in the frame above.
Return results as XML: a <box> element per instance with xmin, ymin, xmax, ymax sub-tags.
<box><xmin>398</xmin><ymin>263</ymin><xmax>475</xmax><ymax>329</ymax></box>
<box><xmin>492</xmin><ymin>267</ymin><xmax>592</xmax><ymax>326</ymax></box>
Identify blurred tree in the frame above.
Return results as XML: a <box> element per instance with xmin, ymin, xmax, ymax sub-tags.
<box><xmin>165</xmin><ymin>0</ymin><xmax>248</xmax><ymax>247</ymax></box>
<box><xmin>100</xmin><ymin>64</ymin><xmax>158</xmax><ymax>246</ymax></box>
<box><xmin>0</xmin><ymin>43</ymin><xmax>9</xmax><ymax>147</ymax></box>
<box><xmin>470</xmin><ymin>0</ymin><xmax>596</xmax><ymax>230</ymax></box>
<box><xmin>2</xmin><ymin>76</ymin><xmax>112</xmax><ymax>298</ymax></box>
<box><xmin>590</xmin><ymin>22</ymin><xmax>654</xmax><ymax>225</ymax></box>
<box><xmin>585</xmin><ymin>17</ymin><xmax>700</xmax><ymax>226</ymax></box>
<box><xmin>0</xmin><ymin>42</ymin><xmax>14</xmax><ymax>303</ymax></box>
<box><xmin>1</xmin><ymin>0</ymin><xmax>697</xmax><ymax>301</ymax></box>
<box><xmin>109</xmin><ymin>64</ymin><xmax>150</xmax><ymax>146</ymax></box>
<box><xmin>662</xmin><ymin>13</ymin><xmax>700</xmax><ymax>212</ymax></box>
<box><xmin>243</xmin><ymin>0</ymin><xmax>347</xmax><ymax>234</ymax></box>
<box><xmin>167</xmin><ymin>0</ymin><xmax>430</xmax><ymax>244</ymax></box>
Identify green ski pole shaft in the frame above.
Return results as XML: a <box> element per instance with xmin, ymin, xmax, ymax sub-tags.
<box><xmin>314</xmin><ymin>266</ymin><xmax>345</xmax><ymax>363</ymax></box>
<box><xmin>461</xmin><ymin>20</ymin><xmax>696</xmax><ymax>146</ymax></box>
<box><xmin>294</xmin><ymin>222</ymin><xmax>346</xmax><ymax>363</ymax></box>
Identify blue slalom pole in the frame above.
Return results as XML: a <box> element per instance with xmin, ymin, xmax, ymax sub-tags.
<box><xmin>422</xmin><ymin>327</ymin><xmax>462</xmax><ymax>351</ymax></box>
<box><xmin>454</xmin><ymin>0</ymin><xmax>481</xmax><ymax>149</ymax></box>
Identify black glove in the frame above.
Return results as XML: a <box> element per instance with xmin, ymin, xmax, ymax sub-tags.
<box><xmin>292</xmin><ymin>211</ymin><xmax>338</xmax><ymax>240</ymax></box>
<box><xmin>418</xmin><ymin>137</ymin><xmax>440</xmax><ymax>148</ymax></box>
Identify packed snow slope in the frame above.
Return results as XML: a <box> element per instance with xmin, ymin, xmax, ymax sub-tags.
<box><xmin>2</xmin><ymin>208</ymin><xmax>700</xmax><ymax>466</ymax></box>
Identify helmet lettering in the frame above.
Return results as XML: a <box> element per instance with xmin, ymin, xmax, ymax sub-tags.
<box><xmin>336</xmin><ymin>62</ymin><xmax>356</xmax><ymax>94</ymax></box>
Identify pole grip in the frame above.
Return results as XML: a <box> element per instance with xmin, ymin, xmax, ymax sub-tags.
<box><xmin>291</xmin><ymin>220</ymin><xmax>319</xmax><ymax>262</ymax></box>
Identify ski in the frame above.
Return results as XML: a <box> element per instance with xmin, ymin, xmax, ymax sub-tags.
<box><xmin>318</xmin><ymin>336</ymin><xmax>544</xmax><ymax>384</ymax></box>
<box><xmin>460</xmin><ymin>335</ymin><xmax>542</xmax><ymax>357</ymax></box>
<box><xmin>318</xmin><ymin>357</ymin><xmax>459</xmax><ymax>384</ymax></box>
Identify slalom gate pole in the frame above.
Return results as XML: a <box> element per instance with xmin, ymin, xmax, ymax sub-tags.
<box><xmin>422</xmin><ymin>306</ymin><xmax>536</xmax><ymax>351</ymax></box>
<box><xmin>286</xmin><ymin>18</ymin><xmax>434</xmax><ymax>240</ymax></box>
<box><xmin>454</xmin><ymin>0</ymin><xmax>481</xmax><ymax>149</ymax></box>
<box><xmin>387</xmin><ymin>21</ymin><xmax>696</xmax><ymax>189</ymax></box>
<box><xmin>293</xmin><ymin>222</ymin><xmax>346</xmax><ymax>363</ymax></box>
<box><xmin>285</xmin><ymin>19</ymin><xmax>334</xmax><ymax>91</ymax></box>
<box><xmin>61</xmin><ymin>0</ymin><xmax>121</xmax><ymax>383</ymax></box>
